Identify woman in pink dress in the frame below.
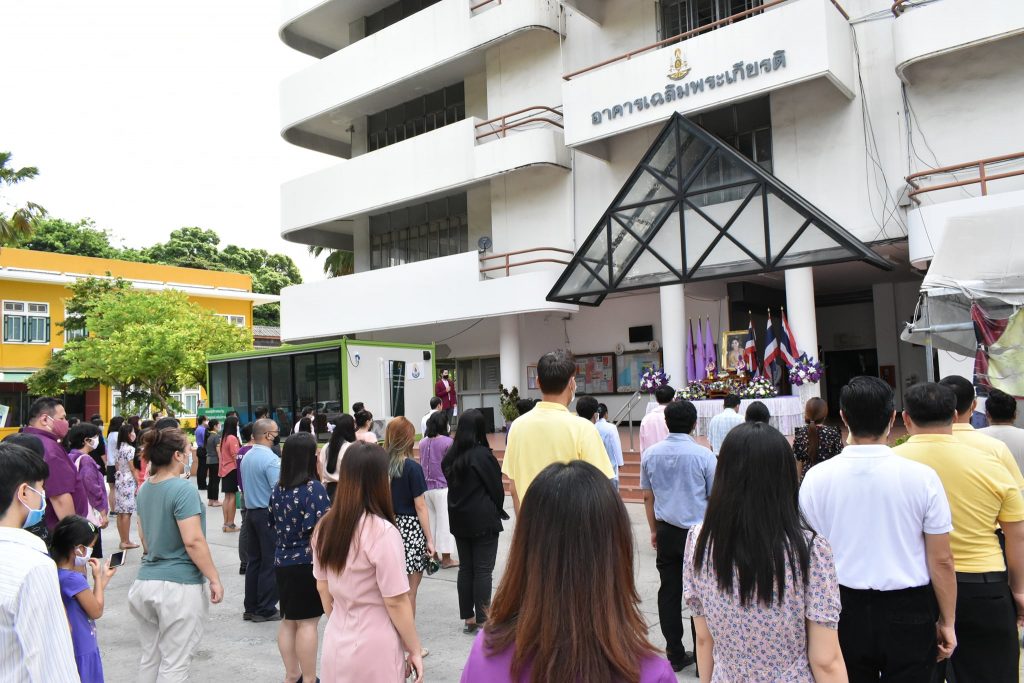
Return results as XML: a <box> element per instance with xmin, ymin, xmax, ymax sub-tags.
<box><xmin>313</xmin><ymin>442</ymin><xmax>424</xmax><ymax>683</ymax></box>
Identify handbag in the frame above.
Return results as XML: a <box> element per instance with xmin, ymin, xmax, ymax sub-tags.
<box><xmin>74</xmin><ymin>453</ymin><xmax>106</xmax><ymax>526</ymax></box>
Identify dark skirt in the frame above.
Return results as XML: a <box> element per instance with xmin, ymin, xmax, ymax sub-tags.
<box><xmin>275</xmin><ymin>563</ymin><xmax>324</xmax><ymax>621</ymax></box>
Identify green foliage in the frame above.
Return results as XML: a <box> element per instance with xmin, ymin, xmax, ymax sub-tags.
<box><xmin>308</xmin><ymin>245</ymin><xmax>354</xmax><ymax>278</ymax></box>
<box><xmin>253</xmin><ymin>302</ymin><xmax>280</xmax><ymax>327</ymax></box>
<box><xmin>498</xmin><ymin>384</ymin><xmax>521</xmax><ymax>423</ymax></box>
<box><xmin>0</xmin><ymin>151</ymin><xmax>46</xmax><ymax>245</ymax></box>
<box><xmin>143</xmin><ymin>226</ymin><xmax>221</xmax><ymax>268</ymax></box>
<box><xmin>61</xmin><ymin>276</ymin><xmax>130</xmax><ymax>337</ymax></box>
<box><xmin>25</xmin><ymin>350</ymin><xmax>96</xmax><ymax>397</ymax></box>
<box><xmin>17</xmin><ymin>218</ymin><xmax>116</xmax><ymax>258</ymax></box>
<box><xmin>893</xmin><ymin>434</ymin><xmax>911</xmax><ymax>447</ymax></box>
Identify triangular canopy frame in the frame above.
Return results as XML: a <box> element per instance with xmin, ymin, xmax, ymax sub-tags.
<box><xmin>547</xmin><ymin>113</ymin><xmax>892</xmax><ymax>306</ymax></box>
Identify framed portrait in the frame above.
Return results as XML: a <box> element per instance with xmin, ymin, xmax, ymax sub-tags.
<box><xmin>720</xmin><ymin>330</ymin><xmax>748</xmax><ymax>371</ymax></box>
<box><xmin>574</xmin><ymin>353</ymin><xmax>615</xmax><ymax>394</ymax></box>
<box><xmin>526</xmin><ymin>365</ymin><xmax>538</xmax><ymax>390</ymax></box>
<box><xmin>615</xmin><ymin>350</ymin><xmax>663</xmax><ymax>393</ymax></box>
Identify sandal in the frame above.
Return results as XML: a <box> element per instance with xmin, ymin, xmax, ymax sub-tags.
<box><xmin>119</xmin><ymin>542</ymin><xmax>140</xmax><ymax>549</ymax></box>
<box><xmin>223</xmin><ymin>524</ymin><xmax>240</xmax><ymax>533</ymax></box>
<box><xmin>208</xmin><ymin>501</ymin><xmax>222</xmax><ymax>507</ymax></box>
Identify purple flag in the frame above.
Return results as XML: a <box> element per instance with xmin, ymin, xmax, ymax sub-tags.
<box><xmin>695</xmin><ymin>319</ymin><xmax>706</xmax><ymax>381</ymax></box>
<box><xmin>686</xmin><ymin>320</ymin><xmax>696</xmax><ymax>382</ymax></box>
<box><xmin>704</xmin><ymin>317</ymin><xmax>716</xmax><ymax>375</ymax></box>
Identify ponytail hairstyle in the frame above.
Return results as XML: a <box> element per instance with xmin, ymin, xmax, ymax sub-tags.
<box><xmin>50</xmin><ymin>514</ymin><xmax>99</xmax><ymax>562</ymax></box>
<box><xmin>803</xmin><ymin>397</ymin><xmax>829</xmax><ymax>467</ymax></box>
<box><xmin>141</xmin><ymin>427</ymin><xmax>190</xmax><ymax>470</ymax></box>
<box><xmin>326</xmin><ymin>414</ymin><xmax>357</xmax><ymax>477</ymax></box>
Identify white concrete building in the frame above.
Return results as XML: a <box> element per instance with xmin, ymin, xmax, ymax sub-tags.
<box><xmin>277</xmin><ymin>0</ymin><xmax>1024</xmax><ymax>424</ymax></box>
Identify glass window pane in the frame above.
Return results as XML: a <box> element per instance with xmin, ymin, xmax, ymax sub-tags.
<box><xmin>230</xmin><ymin>360</ymin><xmax>250</xmax><ymax>423</ymax></box>
<box><xmin>210</xmin><ymin>363</ymin><xmax>228</xmax><ymax>408</ymax></box>
<box><xmin>271</xmin><ymin>356</ymin><xmax>294</xmax><ymax>434</ymax></box>
<box><xmin>457</xmin><ymin>360</ymin><xmax>479</xmax><ymax>391</ymax></box>
<box><xmin>480</xmin><ymin>357</ymin><xmax>500</xmax><ymax>390</ymax></box>
<box><xmin>315</xmin><ymin>351</ymin><xmax>342</xmax><ymax>412</ymax></box>
<box><xmin>251</xmin><ymin>358</ymin><xmax>270</xmax><ymax>415</ymax></box>
<box><xmin>294</xmin><ymin>353</ymin><xmax>318</xmax><ymax>417</ymax></box>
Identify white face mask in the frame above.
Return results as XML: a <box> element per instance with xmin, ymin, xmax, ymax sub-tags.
<box><xmin>74</xmin><ymin>546</ymin><xmax>93</xmax><ymax>567</ymax></box>
<box><xmin>86</xmin><ymin>436</ymin><xmax>100</xmax><ymax>450</ymax></box>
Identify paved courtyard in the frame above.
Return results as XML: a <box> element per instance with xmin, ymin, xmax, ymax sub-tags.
<box><xmin>97</xmin><ymin>499</ymin><xmax>699</xmax><ymax>683</ymax></box>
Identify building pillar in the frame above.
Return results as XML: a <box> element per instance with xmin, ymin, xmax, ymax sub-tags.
<box><xmin>785</xmin><ymin>267</ymin><xmax>820</xmax><ymax>398</ymax></box>
<box><xmin>660</xmin><ymin>284</ymin><xmax>687</xmax><ymax>388</ymax></box>
<box><xmin>499</xmin><ymin>314</ymin><xmax>521</xmax><ymax>391</ymax></box>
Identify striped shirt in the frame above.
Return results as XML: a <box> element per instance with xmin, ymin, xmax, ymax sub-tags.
<box><xmin>707</xmin><ymin>408</ymin><xmax>745</xmax><ymax>455</ymax></box>
<box><xmin>0</xmin><ymin>526</ymin><xmax>78</xmax><ymax>682</ymax></box>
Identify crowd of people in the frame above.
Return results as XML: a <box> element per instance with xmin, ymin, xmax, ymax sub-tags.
<box><xmin>2</xmin><ymin>352</ymin><xmax>1024</xmax><ymax>682</ymax></box>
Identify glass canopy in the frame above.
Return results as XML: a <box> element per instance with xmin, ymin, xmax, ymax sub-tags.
<box><xmin>548</xmin><ymin>113</ymin><xmax>892</xmax><ymax>306</ymax></box>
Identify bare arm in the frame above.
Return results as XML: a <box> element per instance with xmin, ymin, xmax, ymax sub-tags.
<box><xmin>413</xmin><ymin>494</ymin><xmax>435</xmax><ymax>557</ymax></box>
<box><xmin>807</xmin><ymin>621</ymin><xmax>847</xmax><ymax>682</ymax></box>
<box><xmin>694</xmin><ymin>616</ymin><xmax>714</xmax><ymax>683</ymax></box>
<box><xmin>1001</xmin><ymin>519</ymin><xmax>1024</xmax><ymax>625</ymax></box>
<box><xmin>317</xmin><ymin>579</ymin><xmax>333</xmax><ymax>618</ymax></box>
<box><xmin>383</xmin><ymin>592</ymin><xmax>424</xmax><ymax>683</ymax></box>
<box><xmin>76</xmin><ymin>559</ymin><xmax>117</xmax><ymax>619</ymax></box>
<box><xmin>924</xmin><ymin>533</ymin><xmax>957</xmax><ymax>659</ymax></box>
<box><xmin>49</xmin><ymin>492</ymin><xmax>75</xmax><ymax>521</ymax></box>
<box><xmin>177</xmin><ymin>515</ymin><xmax>223</xmax><ymax>603</ymax></box>
<box><xmin>510</xmin><ymin>479</ymin><xmax>521</xmax><ymax>516</ymax></box>
<box><xmin>643</xmin><ymin>490</ymin><xmax>657</xmax><ymax>550</ymax></box>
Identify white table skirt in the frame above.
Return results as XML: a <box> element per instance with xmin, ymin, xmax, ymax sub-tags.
<box><xmin>645</xmin><ymin>396</ymin><xmax>804</xmax><ymax>437</ymax></box>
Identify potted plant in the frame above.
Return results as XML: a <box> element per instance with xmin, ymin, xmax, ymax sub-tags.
<box><xmin>498</xmin><ymin>384</ymin><xmax>521</xmax><ymax>429</ymax></box>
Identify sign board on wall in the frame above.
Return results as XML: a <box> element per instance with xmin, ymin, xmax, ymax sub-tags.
<box><xmin>198</xmin><ymin>406</ymin><xmax>233</xmax><ymax>421</ymax></box>
<box><xmin>561</xmin><ymin>0</ymin><xmax>854</xmax><ymax>148</ymax></box>
<box><xmin>0</xmin><ymin>404</ymin><xmax>9</xmax><ymax>428</ymax></box>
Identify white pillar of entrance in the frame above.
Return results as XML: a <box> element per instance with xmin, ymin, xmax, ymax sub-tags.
<box><xmin>499</xmin><ymin>314</ymin><xmax>521</xmax><ymax>391</ymax></box>
<box><xmin>785</xmin><ymin>267</ymin><xmax>820</xmax><ymax>398</ymax></box>
<box><xmin>660</xmin><ymin>284</ymin><xmax>687</xmax><ymax>388</ymax></box>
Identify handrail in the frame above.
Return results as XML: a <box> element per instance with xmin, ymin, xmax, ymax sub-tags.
<box><xmin>563</xmin><ymin>0</ymin><xmax>848</xmax><ymax>81</ymax></box>
<box><xmin>891</xmin><ymin>0</ymin><xmax>930</xmax><ymax>17</ymax></box>
<box><xmin>470</xmin><ymin>0</ymin><xmax>500</xmax><ymax>12</ymax></box>
<box><xmin>479</xmin><ymin>246</ymin><xmax>574</xmax><ymax>276</ymax></box>
<box><xmin>905</xmin><ymin>151</ymin><xmax>1024</xmax><ymax>202</ymax></box>
<box><xmin>474</xmin><ymin>105</ymin><xmax>564</xmax><ymax>141</ymax></box>
<box><xmin>612</xmin><ymin>390</ymin><xmax>645</xmax><ymax>452</ymax></box>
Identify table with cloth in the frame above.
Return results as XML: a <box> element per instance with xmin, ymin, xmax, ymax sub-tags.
<box><xmin>645</xmin><ymin>396</ymin><xmax>803</xmax><ymax>437</ymax></box>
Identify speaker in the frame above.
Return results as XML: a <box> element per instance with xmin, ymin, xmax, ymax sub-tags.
<box><xmin>628</xmin><ymin>325</ymin><xmax>654</xmax><ymax>343</ymax></box>
<box><xmin>422</xmin><ymin>350</ymin><xmax>431</xmax><ymax>361</ymax></box>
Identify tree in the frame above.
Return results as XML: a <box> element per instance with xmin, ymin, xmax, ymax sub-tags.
<box><xmin>0</xmin><ymin>152</ymin><xmax>46</xmax><ymax>245</ymax></box>
<box><xmin>308</xmin><ymin>245</ymin><xmax>355</xmax><ymax>277</ymax></box>
<box><xmin>17</xmin><ymin>217</ymin><xmax>116</xmax><ymax>258</ymax></box>
<box><xmin>143</xmin><ymin>226</ymin><xmax>221</xmax><ymax>268</ymax></box>
<box><xmin>25</xmin><ymin>349</ymin><xmax>97</xmax><ymax>398</ymax></box>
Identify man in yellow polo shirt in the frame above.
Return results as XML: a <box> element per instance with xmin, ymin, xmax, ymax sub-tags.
<box><xmin>895</xmin><ymin>382</ymin><xmax>1024</xmax><ymax>683</ymax></box>
<box><xmin>940</xmin><ymin>375</ymin><xmax>1024</xmax><ymax>489</ymax></box>
<box><xmin>502</xmin><ymin>350</ymin><xmax>613</xmax><ymax>513</ymax></box>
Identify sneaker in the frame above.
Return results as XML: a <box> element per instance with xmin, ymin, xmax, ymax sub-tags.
<box><xmin>670</xmin><ymin>652</ymin><xmax>696</xmax><ymax>672</ymax></box>
<box><xmin>242</xmin><ymin>612</ymin><xmax>253</xmax><ymax>621</ymax></box>
<box><xmin>250</xmin><ymin>610</ymin><xmax>282</xmax><ymax>623</ymax></box>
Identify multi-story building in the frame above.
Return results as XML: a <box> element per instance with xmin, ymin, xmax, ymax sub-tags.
<box><xmin>0</xmin><ymin>248</ymin><xmax>277</xmax><ymax>431</ymax></box>
<box><xmin>277</xmin><ymin>0</ymin><xmax>1024</xmax><ymax>423</ymax></box>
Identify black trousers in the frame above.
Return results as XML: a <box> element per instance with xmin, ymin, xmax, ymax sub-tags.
<box><xmin>454</xmin><ymin>533</ymin><xmax>499</xmax><ymax>623</ymax></box>
<box><xmin>243</xmin><ymin>509</ymin><xmax>278</xmax><ymax>617</ymax></box>
<box><xmin>325</xmin><ymin>482</ymin><xmax>337</xmax><ymax>503</ymax></box>
<box><xmin>206</xmin><ymin>465</ymin><xmax>220</xmax><ymax>500</ymax></box>
<box><xmin>195</xmin><ymin>447</ymin><xmax>207</xmax><ymax>489</ymax></box>
<box><xmin>933</xmin><ymin>576</ymin><xmax>1018</xmax><ymax>683</ymax></box>
<box><xmin>839</xmin><ymin>584</ymin><xmax>937</xmax><ymax>682</ymax></box>
<box><xmin>655</xmin><ymin>521</ymin><xmax>690</xmax><ymax>665</ymax></box>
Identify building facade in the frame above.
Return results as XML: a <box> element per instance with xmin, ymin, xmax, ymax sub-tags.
<box><xmin>0</xmin><ymin>247</ymin><xmax>277</xmax><ymax>430</ymax></box>
<box><xmin>277</xmin><ymin>0</ymin><xmax>1024</xmax><ymax>423</ymax></box>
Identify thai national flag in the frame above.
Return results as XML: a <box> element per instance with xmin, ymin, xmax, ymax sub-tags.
<box><xmin>763</xmin><ymin>315</ymin><xmax>781</xmax><ymax>375</ymax></box>
<box><xmin>780</xmin><ymin>311</ymin><xmax>799</xmax><ymax>368</ymax></box>
<box><xmin>743</xmin><ymin>317</ymin><xmax>757</xmax><ymax>374</ymax></box>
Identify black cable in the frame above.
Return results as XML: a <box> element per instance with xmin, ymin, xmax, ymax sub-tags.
<box><xmin>434</xmin><ymin>318</ymin><xmax>484</xmax><ymax>343</ymax></box>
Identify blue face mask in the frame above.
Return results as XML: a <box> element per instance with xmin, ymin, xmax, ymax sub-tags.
<box><xmin>21</xmin><ymin>485</ymin><xmax>46</xmax><ymax>529</ymax></box>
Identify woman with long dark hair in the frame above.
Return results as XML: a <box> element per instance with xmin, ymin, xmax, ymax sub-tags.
<box><xmin>105</xmin><ymin>415</ymin><xmax>125</xmax><ymax>503</ymax></box>
<box><xmin>683</xmin><ymin>422</ymin><xmax>845</xmax><ymax>682</ymax></box>
<box><xmin>442</xmin><ymin>409</ymin><xmax>506</xmax><ymax>634</ymax></box>
<box><xmin>793</xmin><ymin>397</ymin><xmax>843</xmax><ymax>480</ymax></box>
<box><xmin>219</xmin><ymin>415</ymin><xmax>241</xmax><ymax>532</ymax></box>
<box><xmin>272</xmin><ymin>433</ymin><xmax>330</xmax><ymax>683</ymax></box>
<box><xmin>463</xmin><ymin>460</ymin><xmax>673</xmax><ymax>682</ymax></box>
<box><xmin>319</xmin><ymin>414</ymin><xmax>356</xmax><ymax>501</ymax></box>
<box><xmin>420</xmin><ymin>411</ymin><xmax>457</xmax><ymax>569</ymax></box>
<box><xmin>113</xmin><ymin>422</ymin><xmax>140</xmax><ymax>549</ymax></box>
<box><xmin>313</xmin><ymin>442</ymin><xmax>424</xmax><ymax>682</ymax></box>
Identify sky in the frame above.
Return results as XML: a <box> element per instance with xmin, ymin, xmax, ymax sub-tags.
<box><xmin>0</xmin><ymin>0</ymin><xmax>333</xmax><ymax>282</ymax></box>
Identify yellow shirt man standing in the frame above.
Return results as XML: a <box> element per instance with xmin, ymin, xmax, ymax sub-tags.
<box><xmin>940</xmin><ymin>375</ymin><xmax>1024</xmax><ymax>489</ymax></box>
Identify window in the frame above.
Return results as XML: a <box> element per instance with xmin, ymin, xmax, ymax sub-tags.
<box><xmin>367</xmin><ymin>83</ymin><xmax>465</xmax><ymax>152</ymax></box>
<box><xmin>365</xmin><ymin>0</ymin><xmax>443</xmax><ymax>36</ymax></box>
<box><xmin>216</xmin><ymin>314</ymin><xmax>246</xmax><ymax>327</ymax></box>
<box><xmin>370</xmin><ymin>194</ymin><xmax>469</xmax><ymax>270</ymax></box>
<box><xmin>3</xmin><ymin>301</ymin><xmax>50</xmax><ymax>344</ymax></box>
<box><xmin>64</xmin><ymin>310</ymin><xmax>87</xmax><ymax>342</ymax></box>
<box><xmin>659</xmin><ymin>0</ymin><xmax>762</xmax><ymax>40</ymax></box>
<box><xmin>169</xmin><ymin>390</ymin><xmax>201</xmax><ymax>417</ymax></box>
<box><xmin>691</xmin><ymin>97</ymin><xmax>772</xmax><ymax>205</ymax></box>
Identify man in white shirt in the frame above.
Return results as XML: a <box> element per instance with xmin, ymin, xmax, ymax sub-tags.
<box><xmin>576</xmin><ymin>397</ymin><xmax>625</xmax><ymax>490</ymax></box>
<box><xmin>706</xmin><ymin>394</ymin><xmax>744</xmax><ymax>455</ymax></box>
<box><xmin>421</xmin><ymin>397</ymin><xmax>442</xmax><ymax>435</ymax></box>
<box><xmin>0</xmin><ymin>442</ymin><xmax>79</xmax><ymax>682</ymax></box>
<box><xmin>639</xmin><ymin>384</ymin><xmax>675</xmax><ymax>454</ymax></box>
<box><xmin>982</xmin><ymin>389</ymin><xmax>1024</xmax><ymax>473</ymax></box>
<box><xmin>800</xmin><ymin>376</ymin><xmax>957</xmax><ymax>681</ymax></box>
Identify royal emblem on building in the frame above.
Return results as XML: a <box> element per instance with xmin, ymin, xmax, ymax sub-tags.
<box><xmin>668</xmin><ymin>48</ymin><xmax>691</xmax><ymax>81</ymax></box>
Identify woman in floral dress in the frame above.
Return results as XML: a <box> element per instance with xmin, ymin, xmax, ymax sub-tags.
<box><xmin>113</xmin><ymin>422</ymin><xmax>140</xmax><ymax>549</ymax></box>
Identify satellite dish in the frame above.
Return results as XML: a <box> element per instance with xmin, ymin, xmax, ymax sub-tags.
<box><xmin>477</xmin><ymin>236</ymin><xmax>493</xmax><ymax>253</ymax></box>
<box><xmin>614</xmin><ymin>342</ymin><xmax>626</xmax><ymax>355</ymax></box>
<box><xmin>648</xmin><ymin>340</ymin><xmax>661</xmax><ymax>353</ymax></box>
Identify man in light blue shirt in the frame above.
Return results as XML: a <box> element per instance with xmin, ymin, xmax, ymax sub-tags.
<box><xmin>707</xmin><ymin>394</ymin><xmax>745</xmax><ymax>455</ymax></box>
<box><xmin>239</xmin><ymin>418</ymin><xmax>282</xmax><ymax>622</ymax></box>
<box><xmin>575</xmin><ymin>397</ymin><xmax>625</xmax><ymax>490</ymax></box>
<box><xmin>640</xmin><ymin>399</ymin><xmax>716</xmax><ymax>672</ymax></box>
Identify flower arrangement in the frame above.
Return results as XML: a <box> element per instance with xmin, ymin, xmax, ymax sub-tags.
<box><xmin>498</xmin><ymin>384</ymin><xmax>521</xmax><ymax>424</ymax></box>
<box><xmin>789</xmin><ymin>354</ymin><xmax>824</xmax><ymax>386</ymax></box>
<box><xmin>639</xmin><ymin>366</ymin><xmax>670</xmax><ymax>394</ymax></box>
<box><xmin>735</xmin><ymin>357</ymin><xmax>747</xmax><ymax>374</ymax></box>
<box><xmin>676</xmin><ymin>381</ymin><xmax>707</xmax><ymax>401</ymax></box>
<box><xmin>740</xmin><ymin>376</ymin><xmax>778</xmax><ymax>399</ymax></box>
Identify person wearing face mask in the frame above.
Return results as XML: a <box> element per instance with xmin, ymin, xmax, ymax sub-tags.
<box><xmin>66</xmin><ymin>423</ymin><xmax>111</xmax><ymax>561</ymax></box>
<box><xmin>22</xmin><ymin>397</ymin><xmax>84</xmax><ymax>534</ymax></box>
<box><xmin>113</xmin><ymin>423</ymin><xmax>141</xmax><ymax>549</ymax></box>
<box><xmin>0</xmin><ymin>442</ymin><xmax>79</xmax><ymax>682</ymax></box>
<box><xmin>50</xmin><ymin>515</ymin><xmax>117</xmax><ymax>683</ymax></box>
<box><xmin>129</xmin><ymin>426</ymin><xmax>223</xmax><ymax>681</ymax></box>
<box><xmin>501</xmin><ymin>350</ymin><xmax>613</xmax><ymax>514</ymax></box>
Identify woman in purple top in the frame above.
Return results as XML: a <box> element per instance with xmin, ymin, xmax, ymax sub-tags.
<box><xmin>66</xmin><ymin>423</ymin><xmax>110</xmax><ymax>558</ymax></box>
<box><xmin>683</xmin><ymin>422</ymin><xmax>845</xmax><ymax>682</ymax></box>
<box><xmin>461</xmin><ymin>460</ymin><xmax>675</xmax><ymax>683</ymax></box>
<box><xmin>419</xmin><ymin>411</ymin><xmax>457</xmax><ymax>569</ymax></box>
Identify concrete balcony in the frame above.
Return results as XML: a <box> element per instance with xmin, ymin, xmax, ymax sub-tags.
<box><xmin>893</xmin><ymin>0</ymin><xmax>1024</xmax><ymax>84</ymax></box>
<box><xmin>281</xmin><ymin>115</ymin><xmax>569</xmax><ymax>246</ymax></box>
<box><xmin>280</xmin><ymin>251</ymin><xmax>576</xmax><ymax>341</ymax></box>
<box><xmin>280</xmin><ymin>0</ymin><xmax>561</xmax><ymax>157</ymax></box>
<box><xmin>561</xmin><ymin>0</ymin><xmax>853</xmax><ymax>152</ymax></box>
<box><xmin>280</xmin><ymin>0</ymin><xmax>387</xmax><ymax>58</ymax></box>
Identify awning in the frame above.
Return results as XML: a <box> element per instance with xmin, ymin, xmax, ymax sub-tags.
<box><xmin>0</xmin><ymin>371</ymin><xmax>35</xmax><ymax>383</ymax></box>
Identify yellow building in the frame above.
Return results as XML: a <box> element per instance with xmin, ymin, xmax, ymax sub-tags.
<box><xmin>0</xmin><ymin>247</ymin><xmax>277</xmax><ymax>434</ymax></box>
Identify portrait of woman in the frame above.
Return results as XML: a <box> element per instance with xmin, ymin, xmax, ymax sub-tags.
<box><xmin>720</xmin><ymin>331</ymin><xmax>747</xmax><ymax>371</ymax></box>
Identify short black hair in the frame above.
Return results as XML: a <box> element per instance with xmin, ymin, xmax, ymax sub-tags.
<box><xmin>745</xmin><ymin>401</ymin><xmax>770</xmax><ymax>424</ymax></box>
<box><xmin>0</xmin><ymin>443</ymin><xmax>48</xmax><ymax>514</ymax></box>
<box><xmin>26</xmin><ymin>397</ymin><xmax>63</xmax><ymax>423</ymax></box>
<box><xmin>429</xmin><ymin>396</ymin><xmax>442</xmax><ymax>410</ymax></box>
<box><xmin>208</xmin><ymin>419</ymin><xmax>220</xmax><ymax>430</ymax></box>
<box><xmin>515</xmin><ymin>399</ymin><xmax>536</xmax><ymax>417</ymax></box>
<box><xmin>65</xmin><ymin>422</ymin><xmax>102</xmax><ymax>450</ymax></box>
<box><xmin>49</xmin><ymin>515</ymin><xmax>98</xmax><ymax>562</ymax></box>
<box><xmin>302</xmin><ymin>407</ymin><xmax>314</xmax><ymax>416</ymax></box>
<box><xmin>939</xmin><ymin>375</ymin><xmax>976</xmax><ymax>415</ymax></box>
<box><xmin>904</xmin><ymin>382</ymin><xmax>956</xmax><ymax>427</ymax></box>
<box><xmin>425</xmin><ymin>411</ymin><xmax>449</xmax><ymax>438</ymax></box>
<box><xmin>241</xmin><ymin>422</ymin><xmax>254</xmax><ymax>442</ymax></box>
<box><xmin>655</xmin><ymin>385</ymin><xmax>676</xmax><ymax>405</ymax></box>
<box><xmin>665</xmin><ymin>400</ymin><xmax>698</xmax><ymax>434</ymax></box>
<box><xmin>986</xmin><ymin>389</ymin><xmax>1018</xmax><ymax>422</ymax></box>
<box><xmin>2</xmin><ymin>432</ymin><xmax>44</xmax><ymax>459</ymax></box>
<box><xmin>154</xmin><ymin>417</ymin><xmax>180</xmax><ymax>430</ymax></box>
<box><xmin>537</xmin><ymin>350</ymin><xmax>576</xmax><ymax>395</ymax></box>
<box><xmin>254</xmin><ymin>406</ymin><xmax>269</xmax><ymax>419</ymax></box>
<box><xmin>723</xmin><ymin>394</ymin><xmax>741</xmax><ymax>409</ymax></box>
<box><xmin>576</xmin><ymin>396</ymin><xmax>599</xmax><ymax>421</ymax></box>
<box><xmin>197</xmin><ymin>415</ymin><xmax>208</xmax><ymax>425</ymax></box>
<box><xmin>840</xmin><ymin>376</ymin><xmax>895</xmax><ymax>438</ymax></box>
